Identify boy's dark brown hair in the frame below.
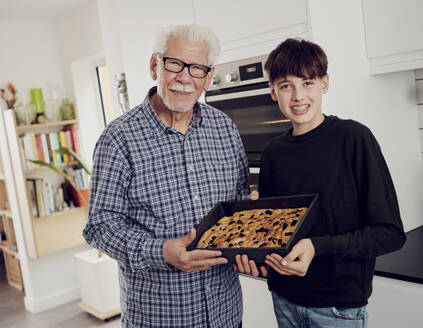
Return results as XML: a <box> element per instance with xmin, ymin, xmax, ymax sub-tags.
<box><xmin>265</xmin><ymin>38</ymin><xmax>328</xmax><ymax>84</ymax></box>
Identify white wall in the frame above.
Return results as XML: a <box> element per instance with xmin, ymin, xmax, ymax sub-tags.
<box><xmin>24</xmin><ymin>244</ymin><xmax>90</xmax><ymax>313</ymax></box>
<box><xmin>0</xmin><ymin>0</ymin><xmax>103</xmax><ymax>106</ymax></box>
<box><xmin>0</xmin><ymin>20</ymin><xmax>65</xmax><ymax>103</ymax></box>
<box><xmin>96</xmin><ymin>0</ymin><xmax>125</xmax><ymax>118</ymax></box>
<box><xmin>117</xmin><ymin>0</ymin><xmax>194</xmax><ymax>107</ymax></box>
<box><xmin>55</xmin><ymin>0</ymin><xmax>104</xmax><ymax>102</ymax></box>
<box><xmin>308</xmin><ymin>0</ymin><xmax>423</xmax><ymax>232</ymax></box>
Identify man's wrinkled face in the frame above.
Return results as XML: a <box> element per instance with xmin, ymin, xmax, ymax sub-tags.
<box><xmin>151</xmin><ymin>36</ymin><xmax>214</xmax><ymax>113</ymax></box>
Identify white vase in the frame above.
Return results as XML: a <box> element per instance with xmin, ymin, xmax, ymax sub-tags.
<box><xmin>74</xmin><ymin>248</ymin><xmax>120</xmax><ymax>315</ymax></box>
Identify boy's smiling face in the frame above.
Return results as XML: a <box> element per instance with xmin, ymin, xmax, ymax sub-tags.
<box><xmin>270</xmin><ymin>74</ymin><xmax>329</xmax><ymax>136</ymax></box>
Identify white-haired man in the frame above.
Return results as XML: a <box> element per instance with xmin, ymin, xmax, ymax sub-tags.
<box><xmin>83</xmin><ymin>24</ymin><xmax>256</xmax><ymax>328</ymax></box>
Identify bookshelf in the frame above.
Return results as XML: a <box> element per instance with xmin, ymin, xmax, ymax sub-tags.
<box><xmin>0</xmin><ymin>114</ymin><xmax>24</xmax><ymax>290</ymax></box>
<box><xmin>32</xmin><ymin>206</ymin><xmax>87</xmax><ymax>256</ymax></box>
<box><xmin>0</xmin><ymin>209</ymin><xmax>12</xmax><ymax>217</ymax></box>
<box><xmin>0</xmin><ymin>109</ymin><xmax>88</xmax><ymax>259</ymax></box>
<box><xmin>17</xmin><ymin>119</ymin><xmax>78</xmax><ymax>133</ymax></box>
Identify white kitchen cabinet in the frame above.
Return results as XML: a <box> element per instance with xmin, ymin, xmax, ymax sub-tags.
<box><xmin>367</xmin><ymin>276</ymin><xmax>423</xmax><ymax>327</ymax></box>
<box><xmin>240</xmin><ymin>274</ymin><xmax>423</xmax><ymax>328</ymax></box>
<box><xmin>362</xmin><ymin>0</ymin><xmax>423</xmax><ymax>74</ymax></box>
<box><xmin>194</xmin><ymin>0</ymin><xmax>309</xmax><ymax>55</ymax></box>
<box><xmin>115</xmin><ymin>0</ymin><xmax>310</xmax><ymax>105</ymax></box>
<box><xmin>239</xmin><ymin>275</ymin><xmax>277</xmax><ymax>328</ymax></box>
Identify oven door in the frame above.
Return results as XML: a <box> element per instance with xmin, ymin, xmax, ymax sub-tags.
<box><xmin>205</xmin><ymin>82</ymin><xmax>292</xmax><ymax>166</ymax></box>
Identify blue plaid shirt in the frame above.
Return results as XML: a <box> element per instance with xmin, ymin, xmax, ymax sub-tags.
<box><xmin>83</xmin><ymin>87</ymin><xmax>249</xmax><ymax>328</ymax></box>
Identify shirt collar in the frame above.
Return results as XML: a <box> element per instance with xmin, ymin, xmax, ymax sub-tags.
<box><xmin>142</xmin><ymin>86</ymin><xmax>203</xmax><ymax>135</ymax></box>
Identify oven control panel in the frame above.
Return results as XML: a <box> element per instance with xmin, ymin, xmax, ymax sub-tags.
<box><xmin>208</xmin><ymin>54</ymin><xmax>269</xmax><ymax>91</ymax></box>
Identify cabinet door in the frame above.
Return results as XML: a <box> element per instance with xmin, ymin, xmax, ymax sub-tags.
<box><xmin>194</xmin><ymin>0</ymin><xmax>307</xmax><ymax>43</ymax></box>
<box><xmin>194</xmin><ymin>0</ymin><xmax>309</xmax><ymax>62</ymax></box>
<box><xmin>363</xmin><ymin>0</ymin><xmax>423</xmax><ymax>74</ymax></box>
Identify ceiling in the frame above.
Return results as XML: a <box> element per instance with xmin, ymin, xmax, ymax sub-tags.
<box><xmin>0</xmin><ymin>0</ymin><xmax>90</xmax><ymax>20</ymax></box>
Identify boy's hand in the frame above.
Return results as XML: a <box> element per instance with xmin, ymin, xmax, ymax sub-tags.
<box><xmin>265</xmin><ymin>238</ymin><xmax>315</xmax><ymax>276</ymax></box>
<box><xmin>233</xmin><ymin>254</ymin><xmax>268</xmax><ymax>277</ymax></box>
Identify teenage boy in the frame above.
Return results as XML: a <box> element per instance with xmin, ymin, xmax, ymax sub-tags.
<box><xmin>235</xmin><ymin>38</ymin><xmax>405</xmax><ymax>328</ymax></box>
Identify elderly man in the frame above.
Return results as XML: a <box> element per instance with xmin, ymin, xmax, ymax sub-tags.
<box><xmin>83</xmin><ymin>24</ymin><xmax>254</xmax><ymax>328</ymax></box>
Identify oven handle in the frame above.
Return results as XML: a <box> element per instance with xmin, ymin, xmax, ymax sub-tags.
<box><xmin>205</xmin><ymin>87</ymin><xmax>270</xmax><ymax>102</ymax></box>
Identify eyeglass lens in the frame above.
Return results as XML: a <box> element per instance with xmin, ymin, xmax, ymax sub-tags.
<box><xmin>164</xmin><ymin>58</ymin><xmax>209</xmax><ymax>78</ymax></box>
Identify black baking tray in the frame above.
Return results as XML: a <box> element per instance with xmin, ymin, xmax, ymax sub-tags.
<box><xmin>187</xmin><ymin>194</ymin><xmax>319</xmax><ymax>264</ymax></box>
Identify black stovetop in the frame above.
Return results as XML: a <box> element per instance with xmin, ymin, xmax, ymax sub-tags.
<box><xmin>375</xmin><ymin>225</ymin><xmax>423</xmax><ymax>284</ymax></box>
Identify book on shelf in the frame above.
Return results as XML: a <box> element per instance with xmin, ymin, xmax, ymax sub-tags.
<box><xmin>59</xmin><ymin>131</ymin><xmax>69</xmax><ymax>163</ymax></box>
<box><xmin>64</xmin><ymin>167</ymin><xmax>89</xmax><ymax>190</ymax></box>
<box><xmin>19</xmin><ymin>128</ymin><xmax>82</xmax><ymax>170</ymax></box>
<box><xmin>65</xmin><ymin>130</ymin><xmax>74</xmax><ymax>161</ymax></box>
<box><xmin>34</xmin><ymin>179</ymin><xmax>44</xmax><ymax>217</ymax></box>
<box><xmin>67</xmin><ymin>125</ymin><xmax>81</xmax><ymax>157</ymax></box>
<box><xmin>48</xmin><ymin>132</ymin><xmax>62</xmax><ymax>164</ymax></box>
<box><xmin>35</xmin><ymin>134</ymin><xmax>45</xmax><ymax>162</ymax></box>
<box><xmin>30</xmin><ymin>133</ymin><xmax>38</xmax><ymax>162</ymax></box>
<box><xmin>26</xmin><ymin>179</ymin><xmax>39</xmax><ymax>217</ymax></box>
<box><xmin>21</xmin><ymin>135</ymin><xmax>34</xmax><ymax>170</ymax></box>
<box><xmin>27</xmin><ymin>178</ymin><xmax>67</xmax><ymax>218</ymax></box>
<box><xmin>44</xmin><ymin>134</ymin><xmax>54</xmax><ymax>164</ymax></box>
<box><xmin>40</xmin><ymin>134</ymin><xmax>51</xmax><ymax>164</ymax></box>
<box><xmin>44</xmin><ymin>182</ymin><xmax>53</xmax><ymax>216</ymax></box>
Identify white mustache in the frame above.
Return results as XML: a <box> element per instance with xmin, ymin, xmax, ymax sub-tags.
<box><xmin>169</xmin><ymin>84</ymin><xmax>195</xmax><ymax>93</ymax></box>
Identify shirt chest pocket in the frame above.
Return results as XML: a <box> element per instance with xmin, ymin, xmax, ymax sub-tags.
<box><xmin>202</xmin><ymin>157</ymin><xmax>238</xmax><ymax>205</ymax></box>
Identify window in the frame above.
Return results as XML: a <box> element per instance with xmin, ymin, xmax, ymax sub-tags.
<box><xmin>96</xmin><ymin>64</ymin><xmax>115</xmax><ymax>126</ymax></box>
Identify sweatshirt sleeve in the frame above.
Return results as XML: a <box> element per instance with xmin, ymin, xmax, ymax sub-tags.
<box><xmin>83</xmin><ymin>129</ymin><xmax>169</xmax><ymax>272</ymax></box>
<box><xmin>311</xmin><ymin>124</ymin><xmax>406</xmax><ymax>259</ymax></box>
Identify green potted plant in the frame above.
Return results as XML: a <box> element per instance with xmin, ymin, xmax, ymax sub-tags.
<box><xmin>28</xmin><ymin>147</ymin><xmax>90</xmax><ymax>206</ymax></box>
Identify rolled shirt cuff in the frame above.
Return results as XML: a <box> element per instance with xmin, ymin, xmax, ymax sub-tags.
<box><xmin>127</xmin><ymin>229</ymin><xmax>169</xmax><ymax>271</ymax></box>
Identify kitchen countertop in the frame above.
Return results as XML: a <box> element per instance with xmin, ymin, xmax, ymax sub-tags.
<box><xmin>242</xmin><ymin>225</ymin><xmax>423</xmax><ymax>284</ymax></box>
<box><xmin>374</xmin><ymin>225</ymin><xmax>423</xmax><ymax>284</ymax></box>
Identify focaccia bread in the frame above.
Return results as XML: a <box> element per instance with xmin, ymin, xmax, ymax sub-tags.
<box><xmin>197</xmin><ymin>207</ymin><xmax>307</xmax><ymax>249</ymax></box>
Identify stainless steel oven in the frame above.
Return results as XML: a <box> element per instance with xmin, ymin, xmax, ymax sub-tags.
<box><xmin>205</xmin><ymin>55</ymin><xmax>291</xmax><ymax>168</ymax></box>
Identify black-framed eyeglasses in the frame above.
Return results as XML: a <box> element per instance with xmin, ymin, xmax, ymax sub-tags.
<box><xmin>158</xmin><ymin>54</ymin><xmax>211</xmax><ymax>78</ymax></box>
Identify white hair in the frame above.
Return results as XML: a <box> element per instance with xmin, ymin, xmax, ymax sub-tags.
<box><xmin>153</xmin><ymin>23</ymin><xmax>221</xmax><ymax>65</ymax></box>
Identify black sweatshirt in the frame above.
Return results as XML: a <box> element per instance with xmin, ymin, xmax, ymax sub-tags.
<box><xmin>259</xmin><ymin>115</ymin><xmax>406</xmax><ymax>307</ymax></box>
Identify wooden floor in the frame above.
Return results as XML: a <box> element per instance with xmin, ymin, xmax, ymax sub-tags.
<box><xmin>0</xmin><ymin>269</ymin><xmax>121</xmax><ymax>328</ymax></box>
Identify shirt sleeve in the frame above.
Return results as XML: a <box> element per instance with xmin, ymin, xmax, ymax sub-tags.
<box><xmin>232</xmin><ymin>122</ymin><xmax>250</xmax><ymax>200</ymax></box>
<box><xmin>311</xmin><ymin>126</ymin><xmax>406</xmax><ymax>259</ymax></box>
<box><xmin>83</xmin><ymin>129</ymin><xmax>169</xmax><ymax>272</ymax></box>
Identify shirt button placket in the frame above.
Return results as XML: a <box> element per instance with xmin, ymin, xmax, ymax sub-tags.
<box><xmin>183</xmin><ymin>139</ymin><xmax>200</xmax><ymax>211</ymax></box>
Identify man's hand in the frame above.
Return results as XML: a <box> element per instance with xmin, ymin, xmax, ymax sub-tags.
<box><xmin>234</xmin><ymin>254</ymin><xmax>268</xmax><ymax>277</ymax></box>
<box><xmin>248</xmin><ymin>190</ymin><xmax>259</xmax><ymax>200</ymax></box>
<box><xmin>265</xmin><ymin>238</ymin><xmax>315</xmax><ymax>276</ymax></box>
<box><xmin>163</xmin><ymin>228</ymin><xmax>228</xmax><ymax>272</ymax></box>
